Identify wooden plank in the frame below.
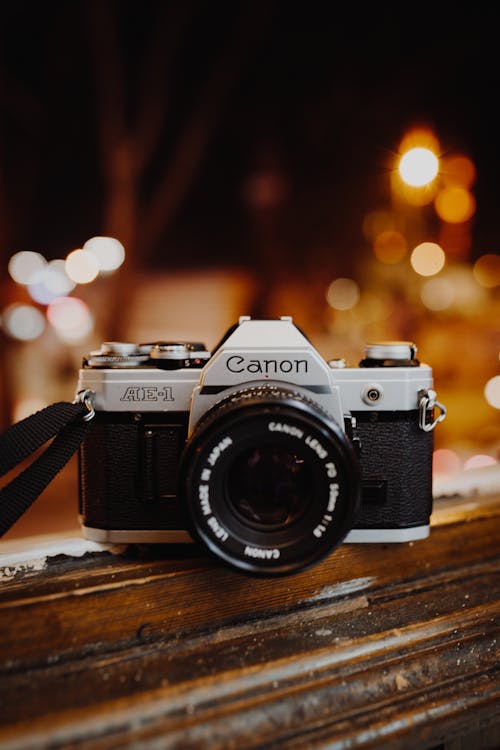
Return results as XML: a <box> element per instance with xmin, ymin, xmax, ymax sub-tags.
<box><xmin>0</xmin><ymin>494</ymin><xmax>499</xmax><ymax>749</ymax></box>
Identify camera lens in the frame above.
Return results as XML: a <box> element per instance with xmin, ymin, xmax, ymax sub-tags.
<box><xmin>227</xmin><ymin>444</ymin><xmax>312</xmax><ymax>529</ymax></box>
<box><xmin>180</xmin><ymin>386</ymin><xmax>360</xmax><ymax>576</ymax></box>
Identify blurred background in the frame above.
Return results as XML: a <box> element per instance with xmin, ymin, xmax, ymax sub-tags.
<box><xmin>1</xmin><ymin>1</ymin><xmax>499</xmax><ymax>537</ymax></box>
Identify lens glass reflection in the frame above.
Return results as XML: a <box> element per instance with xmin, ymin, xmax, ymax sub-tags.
<box><xmin>226</xmin><ymin>443</ymin><xmax>312</xmax><ymax>529</ymax></box>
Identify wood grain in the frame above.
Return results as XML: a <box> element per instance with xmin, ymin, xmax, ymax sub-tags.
<box><xmin>0</xmin><ymin>494</ymin><xmax>499</xmax><ymax>749</ymax></box>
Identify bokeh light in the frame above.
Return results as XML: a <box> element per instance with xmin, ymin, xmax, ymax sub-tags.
<box><xmin>8</xmin><ymin>251</ymin><xmax>46</xmax><ymax>285</ymax></box>
<box><xmin>362</xmin><ymin>210</ymin><xmax>403</xmax><ymax>242</ymax></box>
<box><xmin>395</xmin><ymin>181</ymin><xmax>438</xmax><ymax>206</ymax></box>
<box><xmin>473</xmin><ymin>254</ymin><xmax>500</xmax><ymax>288</ymax></box>
<box><xmin>420</xmin><ymin>277</ymin><xmax>455</xmax><ymax>311</ymax></box>
<box><xmin>398</xmin><ymin>128</ymin><xmax>441</xmax><ymax>156</ymax></box>
<box><xmin>410</xmin><ymin>242</ymin><xmax>446</xmax><ymax>276</ymax></box>
<box><xmin>441</xmin><ymin>154</ymin><xmax>476</xmax><ymax>188</ymax></box>
<box><xmin>326</xmin><ymin>278</ymin><xmax>360</xmax><ymax>310</ymax></box>
<box><xmin>484</xmin><ymin>375</ymin><xmax>500</xmax><ymax>410</ymax></box>
<box><xmin>27</xmin><ymin>260</ymin><xmax>76</xmax><ymax>305</ymax></box>
<box><xmin>27</xmin><ymin>276</ymin><xmax>60</xmax><ymax>305</ymax></box>
<box><xmin>46</xmin><ymin>296</ymin><xmax>94</xmax><ymax>342</ymax></box>
<box><xmin>433</xmin><ymin>448</ymin><xmax>461</xmax><ymax>477</ymax></box>
<box><xmin>65</xmin><ymin>249</ymin><xmax>99</xmax><ymax>284</ymax></box>
<box><xmin>434</xmin><ymin>186</ymin><xmax>476</xmax><ymax>223</ymax></box>
<box><xmin>45</xmin><ymin>260</ymin><xmax>76</xmax><ymax>295</ymax></box>
<box><xmin>83</xmin><ymin>236</ymin><xmax>126</xmax><ymax>273</ymax></box>
<box><xmin>463</xmin><ymin>454</ymin><xmax>497</xmax><ymax>471</ymax></box>
<box><xmin>242</xmin><ymin>170</ymin><xmax>289</xmax><ymax>210</ymax></box>
<box><xmin>373</xmin><ymin>230</ymin><xmax>407</xmax><ymax>264</ymax></box>
<box><xmin>398</xmin><ymin>147</ymin><xmax>439</xmax><ymax>187</ymax></box>
<box><xmin>442</xmin><ymin>264</ymin><xmax>488</xmax><ymax>313</ymax></box>
<box><xmin>2</xmin><ymin>304</ymin><xmax>46</xmax><ymax>341</ymax></box>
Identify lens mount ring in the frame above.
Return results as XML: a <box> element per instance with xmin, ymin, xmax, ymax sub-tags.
<box><xmin>180</xmin><ymin>386</ymin><xmax>360</xmax><ymax>576</ymax></box>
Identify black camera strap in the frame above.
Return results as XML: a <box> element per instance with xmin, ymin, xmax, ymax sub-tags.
<box><xmin>0</xmin><ymin>395</ymin><xmax>95</xmax><ymax>536</ymax></box>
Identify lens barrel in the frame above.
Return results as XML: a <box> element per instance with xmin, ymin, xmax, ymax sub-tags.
<box><xmin>179</xmin><ymin>386</ymin><xmax>360</xmax><ymax>576</ymax></box>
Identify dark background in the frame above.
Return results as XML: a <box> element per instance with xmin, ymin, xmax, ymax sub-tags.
<box><xmin>1</xmin><ymin>1</ymin><xmax>498</xmax><ymax>271</ymax></box>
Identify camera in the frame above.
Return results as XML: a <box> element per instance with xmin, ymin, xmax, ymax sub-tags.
<box><xmin>76</xmin><ymin>316</ymin><xmax>446</xmax><ymax>575</ymax></box>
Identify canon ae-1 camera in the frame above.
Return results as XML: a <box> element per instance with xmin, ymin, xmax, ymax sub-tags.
<box><xmin>76</xmin><ymin>316</ymin><xmax>446</xmax><ymax>576</ymax></box>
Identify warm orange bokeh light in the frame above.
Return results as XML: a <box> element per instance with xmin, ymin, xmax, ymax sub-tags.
<box><xmin>473</xmin><ymin>254</ymin><xmax>500</xmax><ymax>288</ymax></box>
<box><xmin>398</xmin><ymin>127</ymin><xmax>441</xmax><ymax>156</ymax></box>
<box><xmin>435</xmin><ymin>187</ymin><xmax>476</xmax><ymax>223</ymax></box>
<box><xmin>373</xmin><ymin>230</ymin><xmax>407</xmax><ymax>264</ymax></box>
<box><xmin>362</xmin><ymin>210</ymin><xmax>402</xmax><ymax>242</ymax></box>
<box><xmin>391</xmin><ymin>173</ymin><xmax>439</xmax><ymax>206</ymax></box>
<box><xmin>393</xmin><ymin>128</ymin><xmax>441</xmax><ymax>204</ymax></box>
<box><xmin>441</xmin><ymin>154</ymin><xmax>476</xmax><ymax>188</ymax></box>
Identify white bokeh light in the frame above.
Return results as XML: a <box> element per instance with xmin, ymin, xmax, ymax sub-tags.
<box><xmin>8</xmin><ymin>251</ymin><xmax>46</xmax><ymax>285</ymax></box>
<box><xmin>83</xmin><ymin>236</ymin><xmax>125</xmax><ymax>273</ymax></box>
<box><xmin>464</xmin><ymin>454</ymin><xmax>498</xmax><ymax>471</ymax></box>
<box><xmin>326</xmin><ymin>278</ymin><xmax>360</xmax><ymax>310</ymax></box>
<box><xmin>27</xmin><ymin>260</ymin><xmax>75</xmax><ymax>305</ymax></box>
<box><xmin>45</xmin><ymin>259</ymin><xmax>76</xmax><ymax>295</ymax></box>
<box><xmin>47</xmin><ymin>296</ymin><xmax>94</xmax><ymax>343</ymax></box>
<box><xmin>398</xmin><ymin>147</ymin><xmax>439</xmax><ymax>187</ymax></box>
<box><xmin>27</xmin><ymin>275</ymin><xmax>59</xmax><ymax>305</ymax></box>
<box><xmin>420</xmin><ymin>277</ymin><xmax>455</xmax><ymax>311</ymax></box>
<box><xmin>484</xmin><ymin>375</ymin><xmax>500</xmax><ymax>410</ymax></box>
<box><xmin>65</xmin><ymin>249</ymin><xmax>100</xmax><ymax>284</ymax></box>
<box><xmin>2</xmin><ymin>304</ymin><xmax>46</xmax><ymax>341</ymax></box>
<box><xmin>410</xmin><ymin>242</ymin><xmax>446</xmax><ymax>277</ymax></box>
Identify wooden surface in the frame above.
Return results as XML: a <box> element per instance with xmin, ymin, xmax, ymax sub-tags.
<box><xmin>0</xmin><ymin>494</ymin><xmax>499</xmax><ymax>749</ymax></box>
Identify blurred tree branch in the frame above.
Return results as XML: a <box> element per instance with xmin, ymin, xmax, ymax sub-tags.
<box><xmin>85</xmin><ymin>0</ymin><xmax>266</xmax><ymax>337</ymax></box>
<box><xmin>133</xmin><ymin>2</ymin><xmax>194</xmax><ymax>173</ymax></box>
<box><xmin>140</xmin><ymin>3</ymin><xmax>263</xmax><ymax>259</ymax></box>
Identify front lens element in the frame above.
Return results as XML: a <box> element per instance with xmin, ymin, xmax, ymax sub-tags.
<box><xmin>226</xmin><ymin>444</ymin><xmax>312</xmax><ymax>529</ymax></box>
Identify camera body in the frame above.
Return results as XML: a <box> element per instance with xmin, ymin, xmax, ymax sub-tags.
<box><xmin>77</xmin><ymin>316</ymin><xmax>445</xmax><ymax>575</ymax></box>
